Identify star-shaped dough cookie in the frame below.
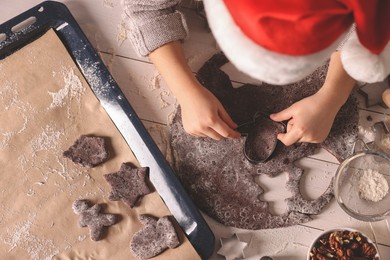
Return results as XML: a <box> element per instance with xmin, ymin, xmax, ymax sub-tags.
<box><xmin>104</xmin><ymin>163</ymin><xmax>151</xmax><ymax>208</ymax></box>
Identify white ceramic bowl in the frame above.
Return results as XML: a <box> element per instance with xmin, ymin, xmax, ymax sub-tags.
<box><xmin>307</xmin><ymin>227</ymin><xmax>380</xmax><ymax>260</ymax></box>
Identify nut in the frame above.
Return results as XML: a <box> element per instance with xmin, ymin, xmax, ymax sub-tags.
<box><xmin>362</xmin><ymin>242</ymin><xmax>377</xmax><ymax>257</ymax></box>
<box><xmin>309</xmin><ymin>229</ymin><xmax>378</xmax><ymax>260</ymax></box>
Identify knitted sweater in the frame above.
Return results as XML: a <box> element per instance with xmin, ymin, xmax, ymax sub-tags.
<box><xmin>122</xmin><ymin>0</ymin><xmax>189</xmax><ymax>57</ymax></box>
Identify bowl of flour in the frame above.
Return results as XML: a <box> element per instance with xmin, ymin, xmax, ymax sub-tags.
<box><xmin>334</xmin><ymin>150</ymin><xmax>390</xmax><ymax>222</ymax></box>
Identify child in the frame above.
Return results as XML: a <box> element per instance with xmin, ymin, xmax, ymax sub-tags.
<box><xmin>122</xmin><ymin>0</ymin><xmax>390</xmax><ymax>146</ymax></box>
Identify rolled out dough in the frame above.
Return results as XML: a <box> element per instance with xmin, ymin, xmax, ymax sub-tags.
<box><xmin>169</xmin><ymin>53</ymin><xmax>359</xmax><ymax>230</ymax></box>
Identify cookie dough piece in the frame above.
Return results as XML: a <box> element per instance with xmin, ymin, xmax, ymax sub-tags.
<box><xmin>130</xmin><ymin>215</ymin><xmax>180</xmax><ymax>259</ymax></box>
<box><xmin>244</xmin><ymin>116</ymin><xmax>285</xmax><ymax>163</ymax></box>
<box><xmin>72</xmin><ymin>199</ymin><xmax>119</xmax><ymax>241</ymax></box>
<box><xmin>104</xmin><ymin>163</ymin><xmax>151</xmax><ymax>208</ymax></box>
<box><xmin>63</xmin><ymin>135</ymin><xmax>109</xmax><ymax>167</ymax></box>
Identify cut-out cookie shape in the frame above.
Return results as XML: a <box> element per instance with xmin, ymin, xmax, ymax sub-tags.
<box><xmin>237</xmin><ymin>111</ymin><xmax>286</xmax><ymax>163</ymax></box>
<box><xmin>104</xmin><ymin>163</ymin><xmax>151</xmax><ymax>208</ymax></box>
<box><xmin>63</xmin><ymin>135</ymin><xmax>109</xmax><ymax>167</ymax></box>
<box><xmin>72</xmin><ymin>199</ymin><xmax>119</xmax><ymax>241</ymax></box>
<box><xmin>169</xmin><ymin>53</ymin><xmax>359</xmax><ymax>229</ymax></box>
<box><xmin>130</xmin><ymin>215</ymin><xmax>180</xmax><ymax>259</ymax></box>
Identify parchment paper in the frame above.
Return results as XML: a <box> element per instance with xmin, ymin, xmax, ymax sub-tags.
<box><xmin>0</xmin><ymin>29</ymin><xmax>199</xmax><ymax>260</ymax></box>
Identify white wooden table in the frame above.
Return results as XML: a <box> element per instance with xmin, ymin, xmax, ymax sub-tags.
<box><xmin>1</xmin><ymin>1</ymin><xmax>389</xmax><ymax>259</ymax></box>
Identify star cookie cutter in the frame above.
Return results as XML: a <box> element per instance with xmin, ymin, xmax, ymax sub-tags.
<box><xmin>236</xmin><ymin>111</ymin><xmax>286</xmax><ymax>164</ymax></box>
<box><xmin>217</xmin><ymin>233</ymin><xmax>248</xmax><ymax>260</ymax></box>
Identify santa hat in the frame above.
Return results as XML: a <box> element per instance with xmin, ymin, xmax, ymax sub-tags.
<box><xmin>203</xmin><ymin>0</ymin><xmax>390</xmax><ymax>85</ymax></box>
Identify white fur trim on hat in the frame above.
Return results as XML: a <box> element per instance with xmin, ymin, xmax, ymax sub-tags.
<box><xmin>341</xmin><ymin>31</ymin><xmax>390</xmax><ymax>83</ymax></box>
<box><xmin>203</xmin><ymin>0</ymin><xmax>348</xmax><ymax>85</ymax></box>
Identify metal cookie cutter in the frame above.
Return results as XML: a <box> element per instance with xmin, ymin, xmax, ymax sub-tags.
<box><xmin>217</xmin><ymin>233</ymin><xmax>248</xmax><ymax>260</ymax></box>
<box><xmin>236</xmin><ymin>111</ymin><xmax>286</xmax><ymax>164</ymax></box>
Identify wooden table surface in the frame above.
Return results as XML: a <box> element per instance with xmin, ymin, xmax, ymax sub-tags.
<box><xmin>1</xmin><ymin>1</ymin><xmax>389</xmax><ymax>259</ymax></box>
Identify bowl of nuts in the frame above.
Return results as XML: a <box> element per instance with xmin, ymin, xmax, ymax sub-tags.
<box><xmin>307</xmin><ymin>228</ymin><xmax>379</xmax><ymax>259</ymax></box>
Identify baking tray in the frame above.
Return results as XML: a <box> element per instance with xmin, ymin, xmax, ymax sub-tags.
<box><xmin>0</xmin><ymin>1</ymin><xmax>214</xmax><ymax>259</ymax></box>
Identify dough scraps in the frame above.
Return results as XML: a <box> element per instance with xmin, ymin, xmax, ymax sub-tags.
<box><xmin>168</xmin><ymin>53</ymin><xmax>359</xmax><ymax>229</ymax></box>
<box><xmin>72</xmin><ymin>200</ymin><xmax>119</xmax><ymax>241</ymax></box>
<box><xmin>104</xmin><ymin>163</ymin><xmax>152</xmax><ymax>208</ymax></box>
<box><xmin>130</xmin><ymin>215</ymin><xmax>180</xmax><ymax>259</ymax></box>
<box><xmin>63</xmin><ymin>135</ymin><xmax>109</xmax><ymax>167</ymax></box>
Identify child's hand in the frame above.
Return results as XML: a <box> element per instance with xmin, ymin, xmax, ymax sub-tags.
<box><xmin>179</xmin><ymin>86</ymin><xmax>241</xmax><ymax>140</ymax></box>
<box><xmin>269</xmin><ymin>52</ymin><xmax>356</xmax><ymax>146</ymax></box>
<box><xmin>269</xmin><ymin>90</ymin><xmax>341</xmax><ymax>146</ymax></box>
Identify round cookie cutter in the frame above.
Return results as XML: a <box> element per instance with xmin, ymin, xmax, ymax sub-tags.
<box><xmin>236</xmin><ymin>111</ymin><xmax>286</xmax><ymax>164</ymax></box>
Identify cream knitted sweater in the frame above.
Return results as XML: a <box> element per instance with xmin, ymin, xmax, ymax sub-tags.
<box><xmin>122</xmin><ymin>0</ymin><xmax>189</xmax><ymax>57</ymax></box>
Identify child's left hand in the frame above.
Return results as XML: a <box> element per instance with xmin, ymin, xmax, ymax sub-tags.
<box><xmin>269</xmin><ymin>90</ymin><xmax>341</xmax><ymax>146</ymax></box>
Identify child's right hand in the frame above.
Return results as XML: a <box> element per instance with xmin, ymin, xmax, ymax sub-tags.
<box><xmin>179</xmin><ymin>86</ymin><xmax>241</xmax><ymax>140</ymax></box>
<box><xmin>148</xmin><ymin>40</ymin><xmax>239</xmax><ymax>140</ymax></box>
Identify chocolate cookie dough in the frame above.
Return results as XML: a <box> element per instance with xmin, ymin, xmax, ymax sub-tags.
<box><xmin>72</xmin><ymin>199</ymin><xmax>119</xmax><ymax>241</ymax></box>
<box><xmin>63</xmin><ymin>135</ymin><xmax>109</xmax><ymax>167</ymax></box>
<box><xmin>168</xmin><ymin>53</ymin><xmax>359</xmax><ymax>229</ymax></box>
<box><xmin>104</xmin><ymin>163</ymin><xmax>151</xmax><ymax>208</ymax></box>
<box><xmin>130</xmin><ymin>215</ymin><xmax>180</xmax><ymax>259</ymax></box>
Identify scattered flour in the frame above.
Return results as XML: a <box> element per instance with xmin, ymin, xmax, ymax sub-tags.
<box><xmin>117</xmin><ymin>20</ymin><xmax>128</xmax><ymax>46</ymax></box>
<box><xmin>381</xmin><ymin>135</ymin><xmax>390</xmax><ymax>153</ymax></box>
<box><xmin>0</xmin><ymin>82</ymin><xmax>33</xmax><ymax>149</ymax></box>
<box><xmin>149</xmin><ymin>72</ymin><xmax>162</xmax><ymax>90</ymax></box>
<box><xmin>358</xmin><ymin>169</ymin><xmax>389</xmax><ymax>202</ymax></box>
<box><xmin>103</xmin><ymin>0</ymin><xmax>114</xmax><ymax>8</ymax></box>
<box><xmin>2</xmin><ymin>215</ymin><xmax>59</xmax><ymax>260</ymax></box>
<box><xmin>78</xmin><ymin>235</ymin><xmax>87</xmax><ymax>241</ymax></box>
<box><xmin>158</xmin><ymin>91</ymin><xmax>171</xmax><ymax>109</ymax></box>
<box><xmin>0</xmin><ymin>132</ymin><xmax>13</xmax><ymax>150</ymax></box>
<box><xmin>31</xmin><ymin>124</ymin><xmax>64</xmax><ymax>155</ymax></box>
<box><xmin>49</xmin><ymin>68</ymin><xmax>85</xmax><ymax>109</ymax></box>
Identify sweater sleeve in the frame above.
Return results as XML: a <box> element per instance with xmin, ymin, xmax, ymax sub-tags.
<box><xmin>122</xmin><ymin>0</ymin><xmax>189</xmax><ymax>57</ymax></box>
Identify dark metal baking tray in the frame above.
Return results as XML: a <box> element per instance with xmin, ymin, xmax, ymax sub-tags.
<box><xmin>0</xmin><ymin>1</ymin><xmax>214</xmax><ymax>259</ymax></box>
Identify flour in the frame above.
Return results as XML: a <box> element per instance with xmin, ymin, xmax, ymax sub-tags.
<box><xmin>117</xmin><ymin>20</ymin><xmax>128</xmax><ymax>46</ymax></box>
<box><xmin>31</xmin><ymin>124</ymin><xmax>64</xmax><ymax>155</ymax></box>
<box><xmin>0</xmin><ymin>132</ymin><xmax>13</xmax><ymax>150</ymax></box>
<box><xmin>358</xmin><ymin>169</ymin><xmax>389</xmax><ymax>202</ymax></box>
<box><xmin>149</xmin><ymin>72</ymin><xmax>162</xmax><ymax>90</ymax></box>
<box><xmin>381</xmin><ymin>136</ymin><xmax>390</xmax><ymax>153</ymax></box>
<box><xmin>103</xmin><ymin>0</ymin><xmax>114</xmax><ymax>8</ymax></box>
<box><xmin>0</xmin><ymin>82</ymin><xmax>33</xmax><ymax>149</ymax></box>
<box><xmin>2</xmin><ymin>215</ymin><xmax>59</xmax><ymax>260</ymax></box>
<box><xmin>48</xmin><ymin>68</ymin><xmax>85</xmax><ymax>109</ymax></box>
<box><xmin>81</xmin><ymin>60</ymin><xmax>112</xmax><ymax>98</ymax></box>
<box><xmin>158</xmin><ymin>91</ymin><xmax>171</xmax><ymax>109</ymax></box>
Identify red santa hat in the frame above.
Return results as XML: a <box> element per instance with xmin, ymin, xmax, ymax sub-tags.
<box><xmin>203</xmin><ymin>0</ymin><xmax>390</xmax><ymax>85</ymax></box>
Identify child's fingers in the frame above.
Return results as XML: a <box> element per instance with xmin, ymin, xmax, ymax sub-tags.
<box><xmin>277</xmin><ymin>128</ymin><xmax>301</xmax><ymax>146</ymax></box>
<box><xmin>270</xmin><ymin>107</ymin><xmax>293</xmax><ymax>122</ymax></box>
<box><xmin>212</xmin><ymin>118</ymin><xmax>241</xmax><ymax>139</ymax></box>
<box><xmin>203</xmin><ymin>127</ymin><xmax>224</xmax><ymax>141</ymax></box>
<box><xmin>217</xmin><ymin>109</ymin><xmax>240</xmax><ymax>138</ymax></box>
<box><xmin>218</xmin><ymin>108</ymin><xmax>238</xmax><ymax>129</ymax></box>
